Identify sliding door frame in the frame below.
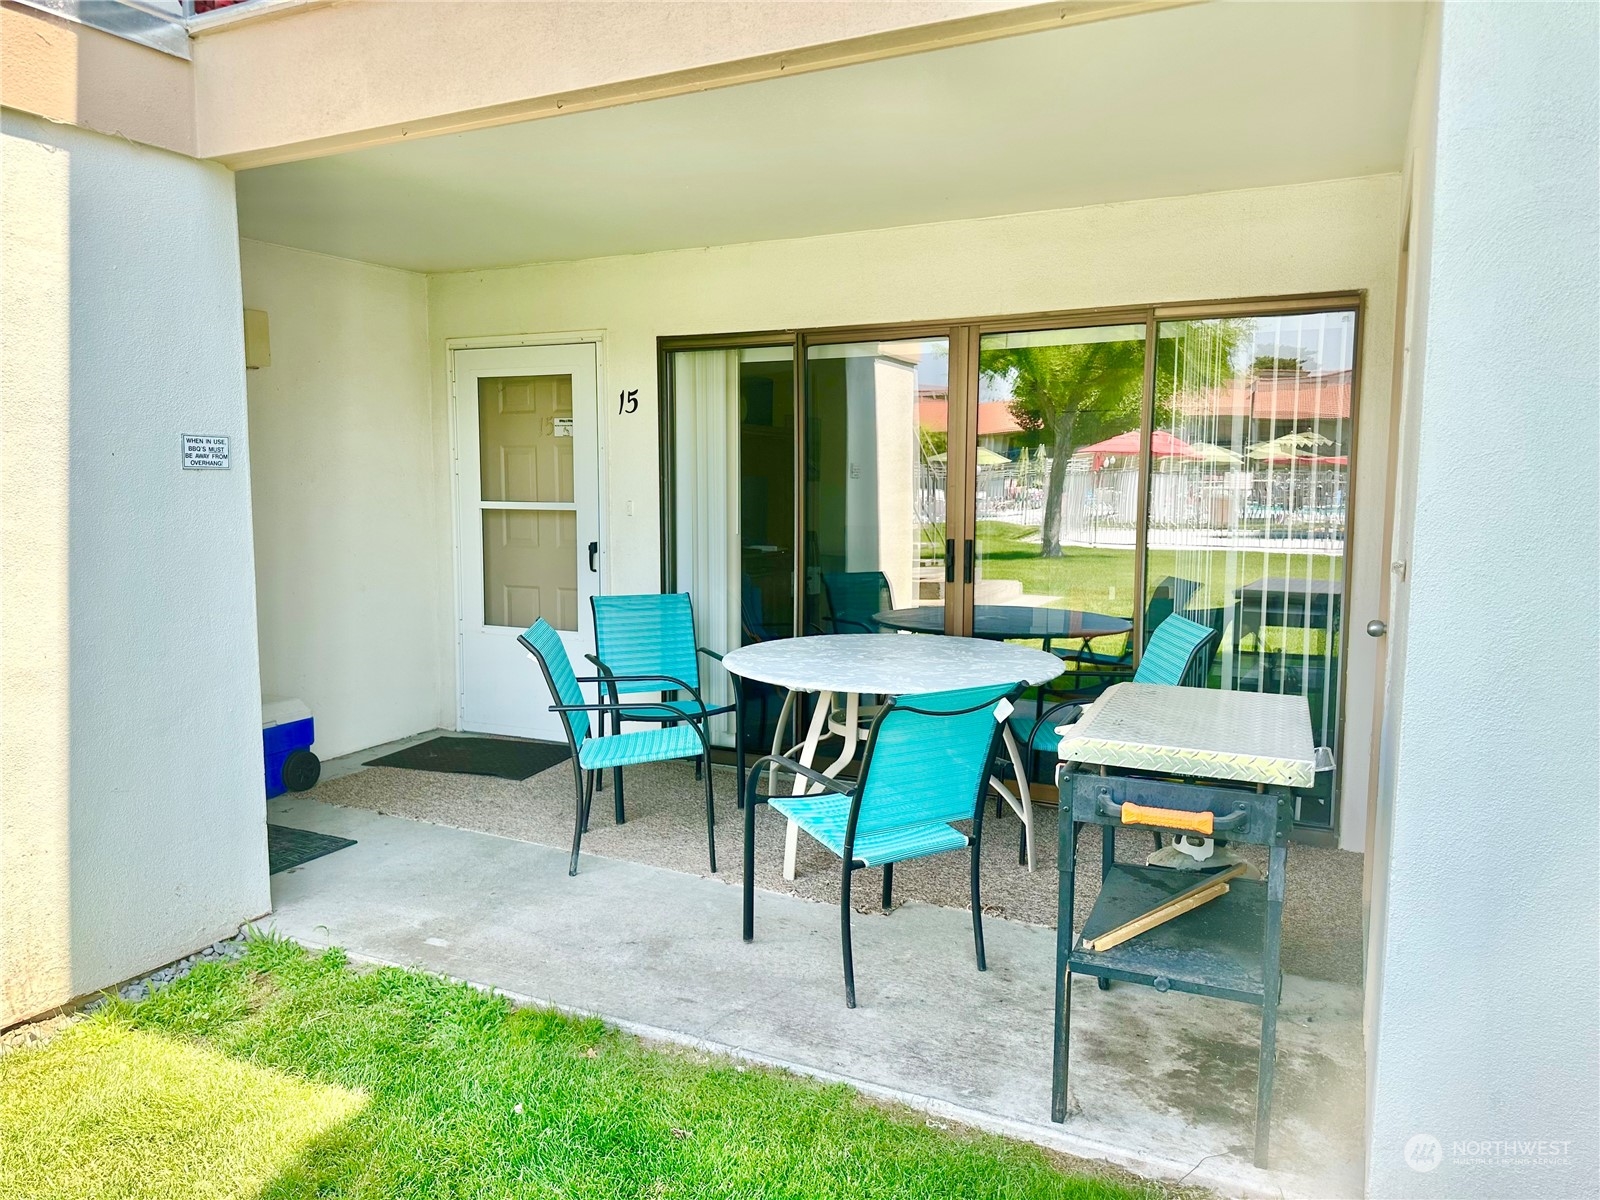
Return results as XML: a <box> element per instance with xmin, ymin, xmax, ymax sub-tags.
<box><xmin>658</xmin><ymin>288</ymin><xmax>1365</xmax><ymax>840</ymax></box>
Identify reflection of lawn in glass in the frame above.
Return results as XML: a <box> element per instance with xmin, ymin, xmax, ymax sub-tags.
<box><xmin>969</xmin><ymin>521</ymin><xmax>1343</xmax><ymax>657</ymax></box>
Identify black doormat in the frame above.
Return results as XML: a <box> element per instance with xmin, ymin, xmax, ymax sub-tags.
<box><xmin>364</xmin><ymin>735</ymin><xmax>570</xmax><ymax>781</ymax></box>
<box><xmin>268</xmin><ymin>824</ymin><xmax>356</xmax><ymax>875</ymax></box>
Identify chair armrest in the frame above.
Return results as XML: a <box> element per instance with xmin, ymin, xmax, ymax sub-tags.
<box><xmin>743</xmin><ymin>753</ymin><xmax>854</xmax><ymax>801</ymax></box>
<box><xmin>697</xmin><ymin>646</ymin><xmax>724</xmax><ymax>663</ymax></box>
<box><xmin>573</xmin><ymin>671</ymin><xmax>701</xmax><ymax>696</ymax></box>
<box><xmin>1025</xmin><ymin>701</ymin><xmax>1084</xmax><ymax>756</ymax></box>
<box><xmin>549</xmin><ymin>699</ymin><xmax>712</xmax><ymax>741</ymax></box>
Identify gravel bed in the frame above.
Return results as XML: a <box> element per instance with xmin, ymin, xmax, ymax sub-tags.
<box><xmin>0</xmin><ymin>932</ymin><xmax>253</xmax><ymax>1054</ymax></box>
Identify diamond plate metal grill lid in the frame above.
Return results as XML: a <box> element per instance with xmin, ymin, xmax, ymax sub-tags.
<box><xmin>1057</xmin><ymin>683</ymin><xmax>1317</xmax><ymax>788</ymax></box>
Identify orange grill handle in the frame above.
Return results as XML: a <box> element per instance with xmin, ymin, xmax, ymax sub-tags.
<box><xmin>1119</xmin><ymin>801</ymin><xmax>1213</xmax><ymax>836</ymax></box>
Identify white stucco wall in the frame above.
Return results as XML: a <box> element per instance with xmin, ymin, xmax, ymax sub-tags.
<box><xmin>240</xmin><ymin>240</ymin><xmax>444</xmax><ymax>759</ymax></box>
<box><xmin>425</xmin><ymin>174</ymin><xmax>1401</xmax><ymax>848</ymax></box>
<box><xmin>1363</xmin><ymin>4</ymin><xmax>1600</xmax><ymax>1197</ymax></box>
<box><xmin>1</xmin><ymin>109</ymin><xmax>268</xmax><ymax>1026</ymax></box>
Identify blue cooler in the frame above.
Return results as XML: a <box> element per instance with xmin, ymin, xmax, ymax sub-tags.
<box><xmin>263</xmin><ymin>698</ymin><xmax>320</xmax><ymax>797</ymax></box>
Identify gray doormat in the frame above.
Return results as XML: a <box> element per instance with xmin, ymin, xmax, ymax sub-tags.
<box><xmin>268</xmin><ymin>824</ymin><xmax>356</xmax><ymax>874</ymax></box>
<box><xmin>364</xmin><ymin>735</ymin><xmax>570</xmax><ymax>781</ymax></box>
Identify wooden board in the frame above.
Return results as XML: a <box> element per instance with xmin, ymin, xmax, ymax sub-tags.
<box><xmin>1084</xmin><ymin>863</ymin><xmax>1248</xmax><ymax>952</ymax></box>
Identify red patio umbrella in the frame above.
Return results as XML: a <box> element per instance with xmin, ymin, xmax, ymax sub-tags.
<box><xmin>1077</xmin><ymin>429</ymin><xmax>1200</xmax><ymax>470</ymax></box>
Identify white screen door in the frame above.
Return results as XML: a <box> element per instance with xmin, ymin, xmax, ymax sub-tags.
<box><xmin>454</xmin><ymin>343</ymin><xmax>600</xmax><ymax>740</ymax></box>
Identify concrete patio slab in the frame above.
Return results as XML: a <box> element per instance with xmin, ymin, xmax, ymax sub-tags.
<box><xmin>265</xmin><ymin>792</ymin><xmax>1364</xmax><ymax>1198</ymax></box>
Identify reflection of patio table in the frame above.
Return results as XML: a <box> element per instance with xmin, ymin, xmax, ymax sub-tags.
<box><xmin>1052</xmin><ymin>682</ymin><xmax>1318</xmax><ymax>1168</ymax></box>
<box><xmin>721</xmin><ymin>634</ymin><xmax>1063</xmax><ymax>876</ymax></box>
<box><xmin>1233</xmin><ymin>578</ymin><xmax>1342</xmax><ymax>639</ymax></box>
<box><xmin>873</xmin><ymin>605</ymin><xmax>1131</xmax><ymax>651</ymax></box>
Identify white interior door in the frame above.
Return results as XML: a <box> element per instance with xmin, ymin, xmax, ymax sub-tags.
<box><xmin>454</xmin><ymin>343</ymin><xmax>600</xmax><ymax>740</ymax></box>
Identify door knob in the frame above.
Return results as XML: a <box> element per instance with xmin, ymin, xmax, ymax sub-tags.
<box><xmin>1366</xmin><ymin>620</ymin><xmax>1387</xmax><ymax>637</ymax></box>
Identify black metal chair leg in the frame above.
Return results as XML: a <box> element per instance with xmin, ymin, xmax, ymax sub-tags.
<box><xmin>881</xmin><ymin>862</ymin><xmax>893</xmax><ymax>909</ymax></box>
<box><xmin>581</xmin><ymin>770</ymin><xmax>595</xmax><ymax>833</ymax></box>
<box><xmin>841</xmin><ymin>862</ymin><xmax>857</xmax><ymax>1008</ymax></box>
<box><xmin>702</xmin><ymin>746</ymin><xmax>717</xmax><ymax>873</ymax></box>
<box><xmin>567</xmin><ymin>764</ymin><xmax>587</xmax><ymax>876</ymax></box>
<box><xmin>695</xmin><ymin>758</ymin><xmax>704</xmax><ymax>782</ymax></box>
<box><xmin>742</xmin><ymin>767</ymin><xmax>759</xmax><ymax>942</ymax></box>
<box><xmin>971</xmin><ymin>786</ymin><xmax>988</xmax><ymax>971</ymax></box>
<box><xmin>613</xmin><ymin>768</ymin><xmax>626</xmax><ymax>824</ymax></box>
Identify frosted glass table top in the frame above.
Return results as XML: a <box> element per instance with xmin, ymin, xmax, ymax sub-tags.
<box><xmin>1058</xmin><ymin>683</ymin><xmax>1319</xmax><ymax>788</ymax></box>
<box><xmin>722</xmin><ymin>634</ymin><xmax>1063</xmax><ymax>696</ymax></box>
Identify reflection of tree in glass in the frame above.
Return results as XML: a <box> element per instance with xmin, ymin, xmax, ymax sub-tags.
<box><xmin>982</xmin><ymin>322</ymin><xmax>1244</xmax><ymax>558</ymax></box>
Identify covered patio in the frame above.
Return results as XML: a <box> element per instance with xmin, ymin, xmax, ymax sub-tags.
<box><xmin>236</xmin><ymin>4</ymin><xmax>1419</xmax><ymax>1195</ymax></box>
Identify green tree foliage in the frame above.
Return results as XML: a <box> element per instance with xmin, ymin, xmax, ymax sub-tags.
<box><xmin>982</xmin><ymin>321</ymin><xmax>1245</xmax><ymax>558</ymax></box>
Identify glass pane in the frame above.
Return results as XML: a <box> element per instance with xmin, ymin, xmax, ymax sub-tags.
<box><xmin>804</xmin><ymin>338</ymin><xmax>948</xmax><ymax>637</ymax></box>
<box><xmin>974</xmin><ymin>325</ymin><xmax>1146</xmax><ymax>676</ymax></box>
<box><xmin>479</xmin><ymin>374</ymin><xmax>574</xmax><ymax>503</ymax></box>
<box><xmin>1150</xmin><ymin>310</ymin><xmax>1356</xmax><ymax>830</ymax></box>
<box><xmin>483</xmin><ymin>509</ymin><xmax>578</xmax><ymax>630</ymax></box>
<box><xmin>737</xmin><ymin>349</ymin><xmax>798</xmax><ymax>643</ymax></box>
<box><xmin>670</xmin><ymin>345</ymin><xmax>797</xmax><ymax>748</ymax></box>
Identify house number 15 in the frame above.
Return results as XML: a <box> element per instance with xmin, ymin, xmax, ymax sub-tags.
<box><xmin>619</xmin><ymin>389</ymin><xmax>639</xmax><ymax>414</ymax></box>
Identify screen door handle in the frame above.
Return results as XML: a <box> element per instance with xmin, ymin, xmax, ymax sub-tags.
<box><xmin>945</xmin><ymin>540</ymin><xmax>955</xmax><ymax>584</ymax></box>
<box><xmin>588</xmin><ymin>541</ymin><xmax>599</xmax><ymax>573</ymax></box>
<box><xmin>963</xmin><ymin>539</ymin><xmax>975</xmax><ymax>584</ymax></box>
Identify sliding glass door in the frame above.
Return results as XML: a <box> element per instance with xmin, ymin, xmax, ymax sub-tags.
<box><xmin>1148</xmin><ymin>309</ymin><xmax>1355</xmax><ymax>827</ymax></box>
<box><xmin>802</xmin><ymin>336</ymin><xmax>950</xmax><ymax>639</ymax></box>
<box><xmin>667</xmin><ymin>344</ymin><xmax>796</xmax><ymax>746</ymax></box>
<box><xmin>663</xmin><ymin>298</ymin><xmax>1359</xmax><ymax>833</ymax></box>
<box><xmin>972</xmin><ymin>323</ymin><xmax>1148</xmax><ymax>673</ymax></box>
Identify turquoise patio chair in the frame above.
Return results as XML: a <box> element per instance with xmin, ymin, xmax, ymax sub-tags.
<box><xmin>741</xmin><ymin>681</ymin><xmax>1024</xmax><ymax>1008</ymax></box>
<box><xmin>1064</xmin><ymin>576</ymin><xmax>1201</xmax><ymax>690</ymax></box>
<box><xmin>821</xmin><ymin>570</ymin><xmax>895</xmax><ymax>635</ymax></box>
<box><xmin>588</xmin><ymin>593</ymin><xmax>743</xmax><ymax>826</ymax></box>
<box><xmin>1012</xmin><ymin>611</ymin><xmax>1220</xmax><ymax>770</ymax></box>
<box><xmin>519</xmin><ymin>619</ymin><xmax>717</xmax><ymax>877</ymax></box>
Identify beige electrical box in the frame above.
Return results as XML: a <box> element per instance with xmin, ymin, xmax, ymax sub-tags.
<box><xmin>243</xmin><ymin>308</ymin><xmax>271</xmax><ymax>369</ymax></box>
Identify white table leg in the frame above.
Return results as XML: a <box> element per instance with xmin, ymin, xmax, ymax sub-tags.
<box><xmin>766</xmin><ymin>688</ymin><xmax>798</xmax><ymax>794</ymax></box>
<box><xmin>995</xmin><ymin>725</ymin><xmax>1036</xmax><ymax>871</ymax></box>
<box><xmin>783</xmin><ymin>690</ymin><xmax>833</xmax><ymax>881</ymax></box>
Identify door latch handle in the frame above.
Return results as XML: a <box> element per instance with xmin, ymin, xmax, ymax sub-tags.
<box><xmin>963</xmin><ymin>538</ymin><xmax>975</xmax><ymax>584</ymax></box>
<box><xmin>945</xmin><ymin>539</ymin><xmax>955</xmax><ymax>584</ymax></box>
<box><xmin>588</xmin><ymin>541</ymin><xmax>599</xmax><ymax>573</ymax></box>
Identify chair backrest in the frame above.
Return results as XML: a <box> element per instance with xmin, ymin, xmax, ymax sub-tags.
<box><xmin>1135</xmin><ymin>613</ymin><xmax>1218</xmax><ymax>687</ymax></box>
<box><xmin>519</xmin><ymin>619</ymin><xmax>589</xmax><ymax>746</ymax></box>
<box><xmin>822</xmin><ymin>571</ymin><xmax>894</xmax><ymax>635</ymax></box>
<box><xmin>591</xmin><ymin>593</ymin><xmax>700</xmax><ymax>692</ymax></box>
<box><xmin>1144</xmin><ymin>575</ymin><xmax>1200</xmax><ymax>631</ymax></box>
<box><xmin>850</xmin><ymin>683</ymin><xmax>1020</xmax><ymax>840</ymax></box>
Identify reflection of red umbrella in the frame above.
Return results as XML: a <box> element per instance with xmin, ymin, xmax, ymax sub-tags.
<box><xmin>1077</xmin><ymin>429</ymin><xmax>1199</xmax><ymax>470</ymax></box>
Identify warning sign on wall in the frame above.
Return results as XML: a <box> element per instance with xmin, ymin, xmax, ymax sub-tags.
<box><xmin>181</xmin><ymin>434</ymin><xmax>230</xmax><ymax>470</ymax></box>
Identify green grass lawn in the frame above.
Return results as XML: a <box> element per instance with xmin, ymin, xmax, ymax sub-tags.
<box><xmin>971</xmin><ymin>521</ymin><xmax>1341</xmax><ymax>622</ymax></box>
<box><xmin>1</xmin><ymin>940</ymin><xmax>1186</xmax><ymax>1200</ymax></box>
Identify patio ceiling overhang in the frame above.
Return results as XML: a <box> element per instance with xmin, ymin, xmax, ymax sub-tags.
<box><xmin>235</xmin><ymin>1</ymin><xmax>1425</xmax><ymax>273</ymax></box>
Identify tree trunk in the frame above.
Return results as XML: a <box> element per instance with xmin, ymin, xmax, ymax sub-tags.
<box><xmin>1039</xmin><ymin>412</ymin><xmax>1079</xmax><ymax>559</ymax></box>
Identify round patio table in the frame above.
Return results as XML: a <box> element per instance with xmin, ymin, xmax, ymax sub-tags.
<box><xmin>722</xmin><ymin>634</ymin><xmax>1063</xmax><ymax>875</ymax></box>
<box><xmin>873</xmin><ymin>605</ymin><xmax>1131</xmax><ymax>649</ymax></box>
